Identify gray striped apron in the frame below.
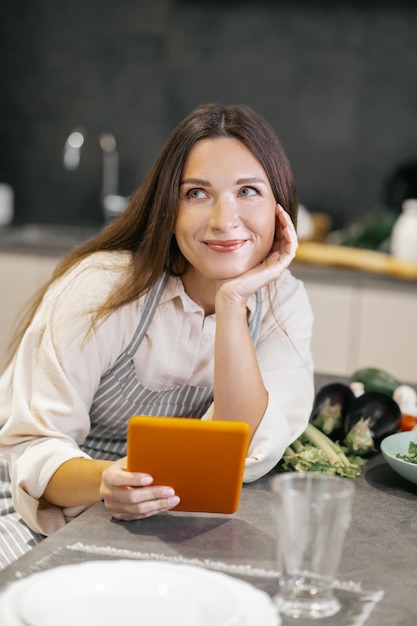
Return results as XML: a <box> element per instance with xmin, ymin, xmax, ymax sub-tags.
<box><xmin>0</xmin><ymin>273</ymin><xmax>262</xmax><ymax>569</ymax></box>
<box><xmin>82</xmin><ymin>273</ymin><xmax>262</xmax><ymax>459</ymax></box>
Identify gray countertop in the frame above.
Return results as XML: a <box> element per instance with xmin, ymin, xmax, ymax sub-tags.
<box><xmin>0</xmin><ymin>454</ymin><xmax>415</xmax><ymax>625</ymax></box>
<box><xmin>0</xmin><ymin>223</ymin><xmax>100</xmax><ymax>257</ymax></box>
<box><xmin>292</xmin><ymin>260</ymin><xmax>417</xmax><ymax>291</ymax></box>
<box><xmin>0</xmin><ymin>372</ymin><xmax>416</xmax><ymax>625</ymax></box>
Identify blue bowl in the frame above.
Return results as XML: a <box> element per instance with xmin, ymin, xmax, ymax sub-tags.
<box><xmin>381</xmin><ymin>431</ymin><xmax>417</xmax><ymax>485</ymax></box>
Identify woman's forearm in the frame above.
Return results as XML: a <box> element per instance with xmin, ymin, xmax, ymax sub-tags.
<box><xmin>42</xmin><ymin>458</ymin><xmax>114</xmax><ymax>507</ymax></box>
<box><xmin>214</xmin><ymin>294</ymin><xmax>268</xmax><ymax>436</ymax></box>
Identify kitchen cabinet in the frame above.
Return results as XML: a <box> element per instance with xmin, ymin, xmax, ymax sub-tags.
<box><xmin>355</xmin><ymin>286</ymin><xmax>417</xmax><ymax>380</ymax></box>
<box><xmin>293</xmin><ymin>264</ymin><xmax>417</xmax><ymax>383</ymax></box>
<box><xmin>0</xmin><ymin>253</ymin><xmax>59</xmax><ymax>370</ymax></box>
<box><xmin>299</xmin><ymin>280</ymin><xmax>356</xmax><ymax>376</ymax></box>
<box><xmin>1</xmin><ymin>251</ymin><xmax>416</xmax><ymax>383</ymax></box>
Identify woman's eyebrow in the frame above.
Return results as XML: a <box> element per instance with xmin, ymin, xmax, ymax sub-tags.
<box><xmin>236</xmin><ymin>177</ymin><xmax>267</xmax><ymax>185</ymax></box>
<box><xmin>180</xmin><ymin>176</ymin><xmax>268</xmax><ymax>187</ymax></box>
<box><xmin>180</xmin><ymin>178</ymin><xmax>211</xmax><ymax>186</ymax></box>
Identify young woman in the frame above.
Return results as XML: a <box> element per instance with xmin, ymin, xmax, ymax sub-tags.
<box><xmin>0</xmin><ymin>103</ymin><xmax>314</xmax><ymax>569</ymax></box>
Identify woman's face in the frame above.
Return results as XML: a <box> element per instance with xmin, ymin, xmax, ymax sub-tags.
<box><xmin>175</xmin><ymin>137</ymin><xmax>277</xmax><ymax>284</ymax></box>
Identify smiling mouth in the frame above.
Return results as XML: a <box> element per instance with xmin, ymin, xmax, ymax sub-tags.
<box><xmin>203</xmin><ymin>240</ymin><xmax>247</xmax><ymax>253</ymax></box>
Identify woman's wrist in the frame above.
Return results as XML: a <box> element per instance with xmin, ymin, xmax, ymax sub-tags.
<box><xmin>42</xmin><ymin>458</ymin><xmax>114</xmax><ymax>508</ymax></box>
<box><xmin>215</xmin><ymin>285</ymin><xmax>249</xmax><ymax>317</ymax></box>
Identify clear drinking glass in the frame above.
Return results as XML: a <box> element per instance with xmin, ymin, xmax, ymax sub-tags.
<box><xmin>271</xmin><ymin>472</ymin><xmax>355</xmax><ymax>620</ymax></box>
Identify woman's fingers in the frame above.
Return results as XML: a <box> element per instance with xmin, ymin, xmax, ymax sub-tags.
<box><xmin>100</xmin><ymin>460</ymin><xmax>180</xmax><ymax>520</ymax></box>
<box><xmin>273</xmin><ymin>204</ymin><xmax>298</xmax><ymax>254</ymax></box>
<box><xmin>103</xmin><ymin>484</ymin><xmax>181</xmax><ymax>520</ymax></box>
<box><xmin>108</xmin><ymin>487</ymin><xmax>181</xmax><ymax>520</ymax></box>
<box><xmin>256</xmin><ymin>205</ymin><xmax>298</xmax><ymax>274</ymax></box>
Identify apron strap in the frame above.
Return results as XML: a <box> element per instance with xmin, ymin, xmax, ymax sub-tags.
<box><xmin>125</xmin><ymin>273</ymin><xmax>170</xmax><ymax>358</ymax></box>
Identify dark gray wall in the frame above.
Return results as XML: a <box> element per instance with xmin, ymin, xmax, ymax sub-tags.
<box><xmin>1</xmin><ymin>0</ymin><xmax>417</xmax><ymax>228</ymax></box>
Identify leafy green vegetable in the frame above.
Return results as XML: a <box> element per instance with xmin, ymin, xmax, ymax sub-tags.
<box><xmin>396</xmin><ymin>441</ymin><xmax>417</xmax><ymax>464</ymax></box>
<box><xmin>280</xmin><ymin>423</ymin><xmax>367</xmax><ymax>478</ymax></box>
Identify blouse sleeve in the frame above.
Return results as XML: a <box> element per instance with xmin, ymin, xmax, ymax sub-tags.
<box><xmin>202</xmin><ymin>270</ymin><xmax>314</xmax><ymax>483</ymax></box>
<box><xmin>246</xmin><ymin>271</ymin><xmax>314</xmax><ymax>481</ymax></box>
<box><xmin>0</xmin><ymin>254</ymin><xmax>132</xmax><ymax>534</ymax></box>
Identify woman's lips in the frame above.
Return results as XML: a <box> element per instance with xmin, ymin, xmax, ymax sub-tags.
<box><xmin>203</xmin><ymin>240</ymin><xmax>247</xmax><ymax>253</ymax></box>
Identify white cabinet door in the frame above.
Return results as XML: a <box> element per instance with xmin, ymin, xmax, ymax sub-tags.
<box><xmin>303</xmin><ymin>281</ymin><xmax>357</xmax><ymax>377</ymax></box>
<box><xmin>0</xmin><ymin>254</ymin><xmax>59</xmax><ymax>370</ymax></box>
<box><xmin>298</xmin><ymin>266</ymin><xmax>417</xmax><ymax>381</ymax></box>
<box><xmin>356</xmin><ymin>286</ymin><xmax>417</xmax><ymax>383</ymax></box>
<box><xmin>1</xmin><ymin>254</ymin><xmax>415</xmax><ymax>382</ymax></box>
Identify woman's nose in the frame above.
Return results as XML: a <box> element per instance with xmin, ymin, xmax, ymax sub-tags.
<box><xmin>209</xmin><ymin>196</ymin><xmax>239</xmax><ymax>231</ymax></box>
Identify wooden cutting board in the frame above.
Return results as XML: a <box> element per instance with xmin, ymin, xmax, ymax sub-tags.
<box><xmin>295</xmin><ymin>242</ymin><xmax>417</xmax><ymax>280</ymax></box>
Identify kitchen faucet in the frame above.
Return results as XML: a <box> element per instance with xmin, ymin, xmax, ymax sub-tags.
<box><xmin>63</xmin><ymin>127</ymin><xmax>128</xmax><ymax>220</ymax></box>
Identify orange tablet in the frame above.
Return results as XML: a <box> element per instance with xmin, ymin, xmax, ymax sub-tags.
<box><xmin>126</xmin><ymin>416</ymin><xmax>251</xmax><ymax>514</ymax></box>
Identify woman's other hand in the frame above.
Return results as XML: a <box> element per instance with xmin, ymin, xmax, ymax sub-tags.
<box><xmin>217</xmin><ymin>204</ymin><xmax>298</xmax><ymax>304</ymax></box>
<box><xmin>100</xmin><ymin>458</ymin><xmax>180</xmax><ymax>520</ymax></box>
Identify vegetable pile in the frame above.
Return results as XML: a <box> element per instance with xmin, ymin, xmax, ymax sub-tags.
<box><xmin>279</xmin><ymin>367</ymin><xmax>416</xmax><ymax>479</ymax></box>
<box><xmin>281</xmin><ymin>423</ymin><xmax>367</xmax><ymax>478</ymax></box>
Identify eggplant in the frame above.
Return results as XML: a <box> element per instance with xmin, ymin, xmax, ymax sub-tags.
<box><xmin>344</xmin><ymin>391</ymin><xmax>401</xmax><ymax>456</ymax></box>
<box><xmin>310</xmin><ymin>383</ymin><xmax>355</xmax><ymax>440</ymax></box>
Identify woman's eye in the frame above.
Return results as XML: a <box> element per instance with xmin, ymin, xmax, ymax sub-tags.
<box><xmin>186</xmin><ymin>188</ymin><xmax>207</xmax><ymax>199</ymax></box>
<box><xmin>239</xmin><ymin>186</ymin><xmax>258</xmax><ymax>197</ymax></box>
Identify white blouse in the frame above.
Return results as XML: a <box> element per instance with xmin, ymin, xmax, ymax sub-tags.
<box><xmin>0</xmin><ymin>251</ymin><xmax>314</xmax><ymax>534</ymax></box>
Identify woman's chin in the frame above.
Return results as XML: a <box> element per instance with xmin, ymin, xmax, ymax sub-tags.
<box><xmin>204</xmin><ymin>264</ymin><xmax>255</xmax><ymax>281</ymax></box>
<box><xmin>183</xmin><ymin>253</ymin><xmax>265</xmax><ymax>283</ymax></box>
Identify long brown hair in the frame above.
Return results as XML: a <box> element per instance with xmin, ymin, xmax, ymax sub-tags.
<box><xmin>6</xmin><ymin>103</ymin><xmax>298</xmax><ymax>364</ymax></box>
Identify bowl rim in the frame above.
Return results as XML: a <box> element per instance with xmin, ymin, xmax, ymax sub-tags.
<box><xmin>380</xmin><ymin>431</ymin><xmax>417</xmax><ymax>466</ymax></box>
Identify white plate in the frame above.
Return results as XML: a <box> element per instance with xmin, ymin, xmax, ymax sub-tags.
<box><xmin>0</xmin><ymin>560</ymin><xmax>280</xmax><ymax>626</ymax></box>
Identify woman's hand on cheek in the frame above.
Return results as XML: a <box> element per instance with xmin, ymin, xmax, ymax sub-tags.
<box><xmin>217</xmin><ymin>204</ymin><xmax>298</xmax><ymax>304</ymax></box>
<box><xmin>263</xmin><ymin>203</ymin><xmax>298</xmax><ymax>270</ymax></box>
<box><xmin>100</xmin><ymin>457</ymin><xmax>180</xmax><ymax>521</ymax></box>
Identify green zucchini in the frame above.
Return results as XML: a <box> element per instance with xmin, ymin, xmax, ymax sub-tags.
<box><xmin>350</xmin><ymin>367</ymin><xmax>401</xmax><ymax>396</ymax></box>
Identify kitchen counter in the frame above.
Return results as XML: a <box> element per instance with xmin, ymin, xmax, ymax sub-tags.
<box><xmin>293</xmin><ymin>260</ymin><xmax>417</xmax><ymax>289</ymax></box>
<box><xmin>0</xmin><ymin>374</ymin><xmax>416</xmax><ymax>625</ymax></box>
<box><xmin>0</xmin><ymin>223</ymin><xmax>99</xmax><ymax>257</ymax></box>
<box><xmin>0</xmin><ymin>454</ymin><xmax>414</xmax><ymax>625</ymax></box>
